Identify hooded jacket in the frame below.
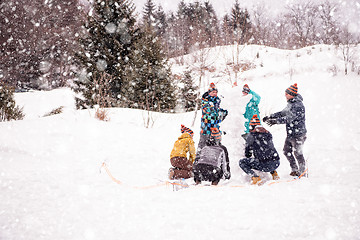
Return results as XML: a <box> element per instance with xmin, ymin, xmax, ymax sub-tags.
<box><xmin>200</xmin><ymin>93</ymin><xmax>227</xmax><ymax>135</ymax></box>
<box><xmin>245</xmin><ymin>126</ymin><xmax>280</xmax><ymax>162</ymax></box>
<box><xmin>270</xmin><ymin>94</ymin><xmax>307</xmax><ymax>138</ymax></box>
<box><xmin>244</xmin><ymin>90</ymin><xmax>261</xmax><ymax>133</ymax></box>
<box><xmin>170</xmin><ymin>133</ymin><xmax>196</xmax><ymax>163</ymax></box>
<box><xmin>197</xmin><ymin>143</ymin><xmax>230</xmax><ymax>177</ymax></box>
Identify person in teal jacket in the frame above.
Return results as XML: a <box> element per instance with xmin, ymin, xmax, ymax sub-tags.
<box><xmin>242</xmin><ymin>84</ymin><xmax>261</xmax><ymax>139</ymax></box>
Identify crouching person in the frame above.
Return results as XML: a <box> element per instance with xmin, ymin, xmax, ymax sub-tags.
<box><xmin>239</xmin><ymin>115</ymin><xmax>280</xmax><ymax>185</ymax></box>
<box><xmin>193</xmin><ymin>128</ymin><xmax>231</xmax><ymax>185</ymax></box>
<box><xmin>169</xmin><ymin>125</ymin><xmax>196</xmax><ymax>180</ymax></box>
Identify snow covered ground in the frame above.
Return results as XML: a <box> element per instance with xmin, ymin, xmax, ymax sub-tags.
<box><xmin>1</xmin><ymin>45</ymin><xmax>360</xmax><ymax>239</ymax></box>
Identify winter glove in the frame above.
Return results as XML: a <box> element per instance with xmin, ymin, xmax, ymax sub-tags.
<box><xmin>218</xmin><ymin>109</ymin><xmax>228</xmax><ymax>121</ymax></box>
<box><xmin>265</xmin><ymin>119</ymin><xmax>277</xmax><ymax>126</ymax></box>
<box><xmin>263</xmin><ymin>116</ymin><xmax>270</xmax><ymax>122</ymax></box>
<box><xmin>245</xmin><ymin>150</ymin><xmax>252</xmax><ymax>158</ymax></box>
<box><xmin>224</xmin><ymin>172</ymin><xmax>231</xmax><ymax>180</ymax></box>
<box><xmin>224</xmin><ymin>109</ymin><xmax>228</xmax><ymax>117</ymax></box>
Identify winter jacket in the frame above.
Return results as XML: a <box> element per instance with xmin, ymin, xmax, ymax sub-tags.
<box><xmin>270</xmin><ymin>94</ymin><xmax>307</xmax><ymax>138</ymax></box>
<box><xmin>245</xmin><ymin>126</ymin><xmax>280</xmax><ymax>162</ymax></box>
<box><xmin>202</xmin><ymin>91</ymin><xmax>221</xmax><ymax>109</ymax></box>
<box><xmin>243</xmin><ymin>90</ymin><xmax>261</xmax><ymax>133</ymax></box>
<box><xmin>200</xmin><ymin>93</ymin><xmax>227</xmax><ymax>135</ymax></box>
<box><xmin>197</xmin><ymin>144</ymin><xmax>230</xmax><ymax>177</ymax></box>
<box><xmin>170</xmin><ymin>133</ymin><xmax>196</xmax><ymax>163</ymax></box>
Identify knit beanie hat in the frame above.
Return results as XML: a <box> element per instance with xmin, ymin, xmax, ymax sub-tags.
<box><xmin>285</xmin><ymin>83</ymin><xmax>298</xmax><ymax>96</ymax></box>
<box><xmin>210</xmin><ymin>127</ymin><xmax>222</xmax><ymax>142</ymax></box>
<box><xmin>208</xmin><ymin>82</ymin><xmax>217</xmax><ymax>93</ymax></box>
<box><xmin>242</xmin><ymin>84</ymin><xmax>250</xmax><ymax>94</ymax></box>
<box><xmin>181</xmin><ymin>124</ymin><xmax>194</xmax><ymax>137</ymax></box>
<box><xmin>250</xmin><ymin>114</ymin><xmax>261</xmax><ymax>126</ymax></box>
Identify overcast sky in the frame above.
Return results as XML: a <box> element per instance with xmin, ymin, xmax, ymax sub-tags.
<box><xmin>132</xmin><ymin>0</ymin><xmax>360</xmax><ymax>30</ymax></box>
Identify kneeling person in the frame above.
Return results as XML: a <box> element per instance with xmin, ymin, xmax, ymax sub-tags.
<box><xmin>239</xmin><ymin>115</ymin><xmax>280</xmax><ymax>185</ymax></box>
<box><xmin>193</xmin><ymin>128</ymin><xmax>231</xmax><ymax>185</ymax></box>
<box><xmin>169</xmin><ymin>125</ymin><xmax>196</xmax><ymax>180</ymax></box>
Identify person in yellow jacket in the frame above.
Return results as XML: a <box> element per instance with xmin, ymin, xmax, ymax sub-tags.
<box><xmin>169</xmin><ymin>125</ymin><xmax>196</xmax><ymax>180</ymax></box>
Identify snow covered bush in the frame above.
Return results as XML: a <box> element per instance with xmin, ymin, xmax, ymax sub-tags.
<box><xmin>0</xmin><ymin>84</ymin><xmax>24</xmax><ymax>121</ymax></box>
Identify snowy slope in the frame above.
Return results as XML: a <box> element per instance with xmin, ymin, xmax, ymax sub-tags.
<box><xmin>1</xmin><ymin>45</ymin><xmax>360</xmax><ymax>240</ymax></box>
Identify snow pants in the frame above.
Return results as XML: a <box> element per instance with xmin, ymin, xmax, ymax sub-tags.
<box><xmin>193</xmin><ymin>163</ymin><xmax>222</xmax><ymax>184</ymax></box>
<box><xmin>239</xmin><ymin>158</ymin><xmax>280</xmax><ymax>177</ymax></box>
<box><xmin>283</xmin><ymin>135</ymin><xmax>307</xmax><ymax>173</ymax></box>
<box><xmin>170</xmin><ymin>157</ymin><xmax>193</xmax><ymax>179</ymax></box>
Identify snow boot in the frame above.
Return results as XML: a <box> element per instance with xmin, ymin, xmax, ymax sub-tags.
<box><xmin>251</xmin><ymin>176</ymin><xmax>262</xmax><ymax>185</ymax></box>
<box><xmin>271</xmin><ymin>171</ymin><xmax>280</xmax><ymax>180</ymax></box>
<box><xmin>290</xmin><ymin>171</ymin><xmax>300</xmax><ymax>177</ymax></box>
<box><xmin>168</xmin><ymin>168</ymin><xmax>175</xmax><ymax>180</ymax></box>
<box><xmin>212</xmin><ymin>180</ymin><xmax>219</xmax><ymax>186</ymax></box>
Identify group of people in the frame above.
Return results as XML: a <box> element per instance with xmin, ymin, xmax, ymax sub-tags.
<box><xmin>169</xmin><ymin>82</ymin><xmax>307</xmax><ymax>186</ymax></box>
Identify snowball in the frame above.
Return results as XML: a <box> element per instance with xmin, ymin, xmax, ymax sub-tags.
<box><xmin>96</xmin><ymin>59</ymin><xmax>107</xmax><ymax>71</ymax></box>
<box><xmin>105</xmin><ymin>23</ymin><xmax>117</xmax><ymax>34</ymax></box>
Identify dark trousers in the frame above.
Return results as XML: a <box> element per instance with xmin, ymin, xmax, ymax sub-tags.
<box><xmin>283</xmin><ymin>135</ymin><xmax>306</xmax><ymax>173</ymax></box>
<box><xmin>239</xmin><ymin>158</ymin><xmax>280</xmax><ymax>177</ymax></box>
<box><xmin>193</xmin><ymin>163</ymin><xmax>222</xmax><ymax>184</ymax></box>
<box><xmin>170</xmin><ymin>157</ymin><xmax>193</xmax><ymax>179</ymax></box>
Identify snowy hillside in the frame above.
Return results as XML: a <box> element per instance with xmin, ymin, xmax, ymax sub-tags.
<box><xmin>1</xmin><ymin>45</ymin><xmax>360</xmax><ymax>240</ymax></box>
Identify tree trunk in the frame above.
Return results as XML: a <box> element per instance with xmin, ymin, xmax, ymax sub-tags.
<box><xmin>191</xmin><ymin>74</ymin><xmax>202</xmax><ymax>127</ymax></box>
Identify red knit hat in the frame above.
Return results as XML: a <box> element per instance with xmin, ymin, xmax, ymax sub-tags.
<box><xmin>285</xmin><ymin>83</ymin><xmax>298</xmax><ymax>96</ymax></box>
<box><xmin>181</xmin><ymin>124</ymin><xmax>194</xmax><ymax>137</ymax></box>
<box><xmin>250</xmin><ymin>114</ymin><xmax>261</xmax><ymax>126</ymax></box>
<box><xmin>242</xmin><ymin>84</ymin><xmax>250</xmax><ymax>93</ymax></box>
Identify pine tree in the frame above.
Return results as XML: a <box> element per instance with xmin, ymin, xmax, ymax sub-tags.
<box><xmin>176</xmin><ymin>71</ymin><xmax>198</xmax><ymax>112</ymax></box>
<box><xmin>166</xmin><ymin>1</ymin><xmax>221</xmax><ymax>56</ymax></box>
<box><xmin>0</xmin><ymin>0</ymin><xmax>82</xmax><ymax>90</ymax></box>
<box><xmin>0</xmin><ymin>84</ymin><xmax>25</xmax><ymax>121</ymax></box>
<box><xmin>176</xmin><ymin>0</ymin><xmax>192</xmax><ymax>55</ymax></box>
<box><xmin>73</xmin><ymin>0</ymin><xmax>140</xmax><ymax>109</ymax></box>
<box><xmin>143</xmin><ymin>0</ymin><xmax>156</xmax><ymax>28</ymax></box>
<box><xmin>203</xmin><ymin>1</ymin><xmax>220</xmax><ymax>47</ymax></box>
<box><xmin>230</xmin><ymin>1</ymin><xmax>252</xmax><ymax>44</ymax></box>
<box><xmin>154</xmin><ymin>6</ymin><xmax>167</xmax><ymax>39</ymax></box>
<box><xmin>222</xmin><ymin>14</ymin><xmax>233</xmax><ymax>45</ymax></box>
<box><xmin>128</xmin><ymin>26</ymin><xmax>176</xmax><ymax>112</ymax></box>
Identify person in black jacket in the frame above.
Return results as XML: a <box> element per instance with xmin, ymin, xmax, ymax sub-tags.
<box><xmin>239</xmin><ymin>114</ymin><xmax>280</xmax><ymax>185</ymax></box>
<box><xmin>263</xmin><ymin>83</ymin><xmax>307</xmax><ymax>177</ymax></box>
<box><xmin>193</xmin><ymin>128</ymin><xmax>231</xmax><ymax>185</ymax></box>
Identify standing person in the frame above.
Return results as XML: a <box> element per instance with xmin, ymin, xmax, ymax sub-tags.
<box><xmin>196</xmin><ymin>83</ymin><xmax>228</xmax><ymax>160</ymax></box>
<box><xmin>169</xmin><ymin>125</ymin><xmax>196</xmax><ymax>180</ymax></box>
<box><xmin>263</xmin><ymin>83</ymin><xmax>307</xmax><ymax>177</ymax></box>
<box><xmin>239</xmin><ymin>115</ymin><xmax>280</xmax><ymax>185</ymax></box>
<box><xmin>242</xmin><ymin>84</ymin><xmax>261</xmax><ymax>140</ymax></box>
<box><xmin>193</xmin><ymin>128</ymin><xmax>231</xmax><ymax>185</ymax></box>
<box><xmin>201</xmin><ymin>82</ymin><xmax>221</xmax><ymax>109</ymax></box>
